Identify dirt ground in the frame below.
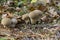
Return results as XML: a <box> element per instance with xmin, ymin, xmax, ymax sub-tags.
<box><xmin>0</xmin><ymin>23</ymin><xmax>60</xmax><ymax>40</ymax></box>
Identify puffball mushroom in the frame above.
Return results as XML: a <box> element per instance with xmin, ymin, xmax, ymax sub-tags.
<box><xmin>11</xmin><ymin>17</ymin><xmax>18</xmax><ymax>27</ymax></box>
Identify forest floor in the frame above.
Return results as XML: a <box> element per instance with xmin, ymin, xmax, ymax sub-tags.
<box><xmin>0</xmin><ymin>23</ymin><xmax>60</xmax><ymax>40</ymax></box>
